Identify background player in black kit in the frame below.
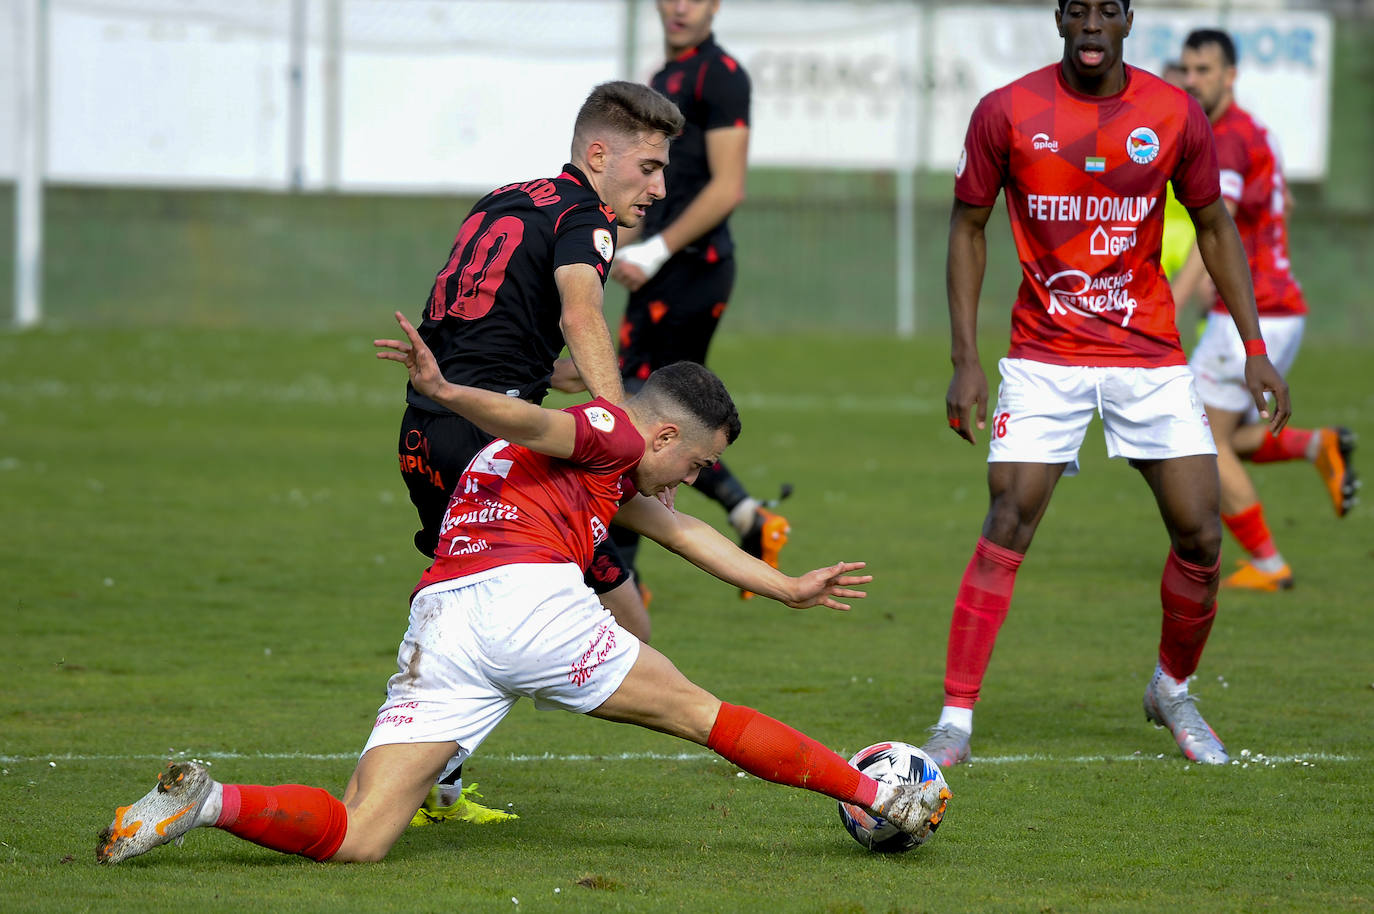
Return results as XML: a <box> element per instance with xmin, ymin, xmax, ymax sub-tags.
<box><xmin>611</xmin><ymin>0</ymin><xmax>789</xmax><ymax>599</ymax></box>
<box><xmin>397</xmin><ymin>81</ymin><xmax>685</xmax><ymax>824</ymax></box>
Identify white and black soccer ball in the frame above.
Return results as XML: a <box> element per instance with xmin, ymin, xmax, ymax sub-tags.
<box><xmin>837</xmin><ymin>741</ymin><xmax>948</xmax><ymax>853</ymax></box>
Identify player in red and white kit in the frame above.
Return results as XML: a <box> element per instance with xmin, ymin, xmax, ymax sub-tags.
<box><xmin>1179</xmin><ymin>29</ymin><xmax>1358</xmax><ymax>593</ymax></box>
<box><xmin>96</xmin><ymin>313</ymin><xmax>950</xmax><ymax>866</ymax></box>
<box><xmin>919</xmin><ymin>0</ymin><xmax>1289</xmax><ymax>769</ymax></box>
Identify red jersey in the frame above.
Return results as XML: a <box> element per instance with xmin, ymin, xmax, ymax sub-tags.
<box><xmin>956</xmin><ymin>64</ymin><xmax>1220</xmax><ymax>367</ymax></box>
<box><xmin>1209</xmin><ymin>103</ymin><xmax>1306</xmax><ymax>317</ymax></box>
<box><xmin>415</xmin><ymin>398</ymin><xmax>644</xmax><ymax>592</ymax></box>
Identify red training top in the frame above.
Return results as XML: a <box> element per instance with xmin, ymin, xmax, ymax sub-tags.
<box><xmin>956</xmin><ymin>63</ymin><xmax>1220</xmax><ymax>367</ymax></box>
<box><xmin>415</xmin><ymin>398</ymin><xmax>644</xmax><ymax>593</ymax></box>
<box><xmin>1209</xmin><ymin>102</ymin><xmax>1306</xmax><ymax>317</ymax></box>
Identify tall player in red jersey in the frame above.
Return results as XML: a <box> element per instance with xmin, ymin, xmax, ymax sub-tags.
<box><xmin>920</xmin><ymin>0</ymin><xmax>1290</xmax><ymax>769</ymax></box>
<box><xmin>1179</xmin><ymin>29</ymin><xmax>1358</xmax><ymax>593</ymax></box>
<box><xmin>96</xmin><ymin>313</ymin><xmax>950</xmax><ymax>866</ymax></box>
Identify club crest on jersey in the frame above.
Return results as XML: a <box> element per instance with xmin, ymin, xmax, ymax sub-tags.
<box><xmin>593</xmin><ymin>228</ymin><xmax>614</xmax><ymax>262</ymax></box>
<box><xmin>1126</xmin><ymin>127</ymin><xmax>1160</xmax><ymax>164</ymax></box>
<box><xmin>584</xmin><ymin>405</ymin><xmax>616</xmax><ymax>432</ymax></box>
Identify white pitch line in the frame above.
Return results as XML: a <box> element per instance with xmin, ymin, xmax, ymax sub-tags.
<box><xmin>0</xmin><ymin>750</ymin><xmax>1358</xmax><ymax>765</ymax></box>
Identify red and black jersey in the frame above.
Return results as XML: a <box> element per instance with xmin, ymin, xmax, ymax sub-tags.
<box><xmin>407</xmin><ymin>164</ymin><xmax>618</xmax><ymax>412</ymax></box>
<box><xmin>415</xmin><ymin>399</ymin><xmax>644</xmax><ymax>593</ymax></box>
<box><xmin>1208</xmin><ymin>103</ymin><xmax>1305</xmax><ymax>317</ymax></box>
<box><xmin>957</xmin><ymin>64</ymin><xmax>1220</xmax><ymax>367</ymax></box>
<box><xmin>641</xmin><ymin>33</ymin><xmax>750</xmax><ymax>262</ymax></box>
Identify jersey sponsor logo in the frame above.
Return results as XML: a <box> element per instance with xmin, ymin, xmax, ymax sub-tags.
<box><xmin>1085</xmin><ymin>156</ymin><xmax>1106</xmax><ymax>173</ymax></box>
<box><xmin>444</xmin><ymin>535</ymin><xmax>491</xmax><ymax>557</ymax></box>
<box><xmin>1043</xmin><ymin>268</ymin><xmax>1139</xmax><ymax>327</ymax></box>
<box><xmin>1031</xmin><ymin>132</ymin><xmax>1059</xmax><ymax>152</ymax></box>
<box><xmin>584</xmin><ymin>406</ymin><xmax>616</xmax><ymax>432</ymax></box>
<box><xmin>955</xmin><ymin>146</ymin><xmax>967</xmax><ymax>178</ymax></box>
<box><xmin>593</xmin><ymin>228</ymin><xmax>614</xmax><ymax>262</ymax></box>
<box><xmin>1089</xmin><ymin>225</ymin><xmax>1138</xmax><ymax>256</ymax></box>
<box><xmin>590</xmin><ymin>515</ymin><xmax>608</xmax><ymax>545</ymax></box>
<box><xmin>1024</xmin><ymin>194</ymin><xmax>1155</xmax><ymax>223</ymax></box>
<box><xmin>1126</xmin><ymin>127</ymin><xmax>1160</xmax><ymax>164</ymax></box>
<box><xmin>441</xmin><ymin>501</ymin><xmax>521</xmax><ymax>534</ymax></box>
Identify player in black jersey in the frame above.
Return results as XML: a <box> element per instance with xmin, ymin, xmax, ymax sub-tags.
<box><xmin>611</xmin><ymin>0</ymin><xmax>789</xmax><ymax>599</ymax></box>
<box><xmin>398</xmin><ymin>81</ymin><xmax>684</xmax><ymax>825</ymax></box>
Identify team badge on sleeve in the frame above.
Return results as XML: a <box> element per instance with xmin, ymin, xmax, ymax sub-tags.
<box><xmin>1126</xmin><ymin>127</ymin><xmax>1160</xmax><ymax>164</ymax></box>
<box><xmin>593</xmin><ymin>228</ymin><xmax>614</xmax><ymax>262</ymax></box>
<box><xmin>584</xmin><ymin>405</ymin><xmax>616</xmax><ymax>432</ymax></box>
<box><xmin>955</xmin><ymin>147</ymin><xmax>967</xmax><ymax>178</ymax></box>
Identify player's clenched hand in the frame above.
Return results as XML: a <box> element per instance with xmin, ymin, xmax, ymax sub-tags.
<box><xmin>611</xmin><ymin>260</ymin><xmax>648</xmax><ymax>292</ymax></box>
<box><xmin>375</xmin><ymin>311</ymin><xmax>446</xmax><ymax>399</ymax></box>
<box><xmin>946</xmin><ymin>361</ymin><xmax>988</xmax><ymax>445</ymax></box>
<box><xmin>783</xmin><ymin>561</ymin><xmax>872</xmax><ymax>612</ymax></box>
<box><xmin>1245</xmin><ymin>354</ymin><xmax>1292</xmax><ymax>434</ymax></box>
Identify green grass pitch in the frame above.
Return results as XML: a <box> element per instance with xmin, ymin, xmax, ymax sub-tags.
<box><xmin>1</xmin><ymin>326</ymin><xmax>1371</xmax><ymax>912</ymax></box>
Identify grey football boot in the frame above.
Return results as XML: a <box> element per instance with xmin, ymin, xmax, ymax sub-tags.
<box><xmin>920</xmin><ymin>723</ymin><xmax>972</xmax><ymax>768</ymax></box>
<box><xmin>869</xmin><ymin>780</ymin><xmax>952</xmax><ymax>846</ymax></box>
<box><xmin>1143</xmin><ymin>668</ymin><xmax>1229</xmax><ymax>765</ymax></box>
<box><xmin>97</xmin><ymin>760</ymin><xmax>215</xmax><ymax>864</ymax></box>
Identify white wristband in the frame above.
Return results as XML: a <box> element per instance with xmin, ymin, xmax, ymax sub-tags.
<box><xmin>616</xmin><ymin>234</ymin><xmax>671</xmax><ymax>279</ymax></box>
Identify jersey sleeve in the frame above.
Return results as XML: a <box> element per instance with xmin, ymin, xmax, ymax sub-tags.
<box><xmin>954</xmin><ymin>91</ymin><xmax>1010</xmax><ymax>207</ymax></box>
<box><xmin>1171</xmin><ymin>97</ymin><xmax>1221</xmax><ymax>209</ymax></box>
<box><xmin>702</xmin><ymin>54</ymin><xmax>751</xmax><ymax>130</ymax></box>
<box><xmin>552</xmin><ymin>203</ymin><xmax>617</xmax><ymax>281</ymax></box>
<box><xmin>568</xmin><ymin>399</ymin><xmax>644</xmax><ymax>475</ymax></box>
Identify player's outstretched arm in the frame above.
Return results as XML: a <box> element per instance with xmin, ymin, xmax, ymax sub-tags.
<box><xmin>1189</xmin><ymin>199</ymin><xmax>1292</xmax><ymax>432</ymax></box>
<box><xmin>614</xmin><ymin>494</ymin><xmax>871</xmax><ymax>610</ymax></box>
<box><xmin>375</xmin><ymin>311</ymin><xmax>578</xmax><ymax>457</ymax></box>
<box><xmin>946</xmin><ymin>199</ymin><xmax>993</xmax><ymax>444</ymax></box>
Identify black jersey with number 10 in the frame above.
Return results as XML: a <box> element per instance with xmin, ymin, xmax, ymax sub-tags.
<box><xmin>407</xmin><ymin>163</ymin><xmax>618</xmax><ymax>412</ymax></box>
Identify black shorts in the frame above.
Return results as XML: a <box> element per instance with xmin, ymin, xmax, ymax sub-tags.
<box><xmin>398</xmin><ymin>405</ymin><xmax>632</xmax><ymax>595</ymax></box>
<box><xmin>618</xmin><ymin>254</ymin><xmax>736</xmax><ymax>383</ymax></box>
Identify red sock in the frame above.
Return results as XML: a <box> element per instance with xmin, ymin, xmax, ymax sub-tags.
<box><xmin>1221</xmin><ymin>503</ymin><xmax>1278</xmax><ymax>560</ymax></box>
<box><xmin>707</xmin><ymin>703</ymin><xmax>878</xmax><ymax>808</ymax></box>
<box><xmin>1158</xmin><ymin>549</ymin><xmax>1220</xmax><ymax>680</ymax></box>
<box><xmin>215</xmin><ymin>784</ymin><xmax>348</xmax><ymax>861</ymax></box>
<box><xmin>943</xmin><ymin>537</ymin><xmax>1024</xmax><ymax>708</ymax></box>
<box><xmin>1250</xmin><ymin>427</ymin><xmax>1313</xmax><ymax>463</ymax></box>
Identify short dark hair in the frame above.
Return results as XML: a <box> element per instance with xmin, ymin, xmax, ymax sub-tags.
<box><xmin>635</xmin><ymin>361</ymin><xmax>741</xmax><ymax>445</ymax></box>
<box><xmin>1184</xmin><ymin>28</ymin><xmax>1237</xmax><ymax>67</ymax></box>
<box><xmin>1058</xmin><ymin>0</ymin><xmax>1131</xmax><ymax>11</ymax></box>
<box><xmin>573</xmin><ymin>81</ymin><xmax>685</xmax><ymax>149</ymax></box>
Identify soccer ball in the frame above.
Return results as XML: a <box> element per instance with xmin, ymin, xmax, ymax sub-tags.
<box><xmin>837</xmin><ymin>741</ymin><xmax>948</xmax><ymax>853</ymax></box>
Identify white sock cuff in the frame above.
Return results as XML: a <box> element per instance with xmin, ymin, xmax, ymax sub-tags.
<box><xmin>937</xmin><ymin>705</ymin><xmax>974</xmax><ymax>734</ymax></box>
<box><xmin>728</xmin><ymin>498</ymin><xmax>760</xmax><ymax>535</ymax></box>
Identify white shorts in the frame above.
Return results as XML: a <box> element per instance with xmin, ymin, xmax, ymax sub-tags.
<box><xmin>361</xmin><ymin>563</ymin><xmax>641</xmax><ymax>764</ymax></box>
<box><xmin>1190</xmin><ymin>312</ymin><xmax>1304</xmax><ymax>415</ymax></box>
<box><xmin>988</xmin><ymin>358</ymin><xmax>1216</xmax><ymax>475</ymax></box>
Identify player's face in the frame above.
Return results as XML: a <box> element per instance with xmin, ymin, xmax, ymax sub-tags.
<box><xmin>658</xmin><ymin>0</ymin><xmax>720</xmax><ymax>55</ymax></box>
<box><xmin>1180</xmin><ymin>43</ymin><xmax>1235</xmax><ymax>118</ymax></box>
<box><xmin>635</xmin><ymin>426</ymin><xmax>728</xmax><ymax>496</ymax></box>
<box><xmin>1056</xmin><ymin>1</ymin><xmax>1132</xmax><ymax>82</ymax></box>
<box><xmin>602</xmin><ymin>131</ymin><xmax>670</xmax><ymax>228</ymax></box>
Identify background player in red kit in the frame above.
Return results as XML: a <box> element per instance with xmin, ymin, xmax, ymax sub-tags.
<box><xmin>919</xmin><ymin>0</ymin><xmax>1289</xmax><ymax>769</ymax></box>
<box><xmin>96</xmin><ymin>313</ymin><xmax>950</xmax><ymax>866</ymax></box>
<box><xmin>395</xmin><ymin>81</ymin><xmax>683</xmax><ymax>825</ymax></box>
<box><xmin>608</xmin><ymin>0</ymin><xmax>790</xmax><ymax>600</ymax></box>
<box><xmin>1179</xmin><ymin>29</ymin><xmax>1358</xmax><ymax>593</ymax></box>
